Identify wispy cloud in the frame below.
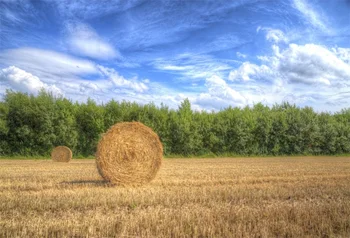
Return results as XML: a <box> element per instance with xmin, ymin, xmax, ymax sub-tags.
<box><xmin>292</xmin><ymin>0</ymin><xmax>330</xmax><ymax>33</ymax></box>
<box><xmin>236</xmin><ymin>52</ymin><xmax>247</xmax><ymax>59</ymax></box>
<box><xmin>152</xmin><ymin>54</ymin><xmax>236</xmax><ymax>81</ymax></box>
<box><xmin>0</xmin><ymin>48</ymin><xmax>98</xmax><ymax>83</ymax></box>
<box><xmin>65</xmin><ymin>22</ymin><xmax>120</xmax><ymax>60</ymax></box>
<box><xmin>49</xmin><ymin>0</ymin><xmax>144</xmax><ymax>20</ymax></box>
<box><xmin>1</xmin><ymin>0</ymin><xmax>349</xmax><ymax>112</ymax></box>
<box><xmin>0</xmin><ymin>48</ymin><xmax>151</xmax><ymax>102</ymax></box>
<box><xmin>109</xmin><ymin>1</ymin><xmax>256</xmax><ymax>51</ymax></box>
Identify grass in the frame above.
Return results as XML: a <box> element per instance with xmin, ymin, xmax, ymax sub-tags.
<box><xmin>0</xmin><ymin>156</ymin><xmax>350</xmax><ymax>237</ymax></box>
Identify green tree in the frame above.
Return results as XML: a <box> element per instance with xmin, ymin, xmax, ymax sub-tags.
<box><xmin>75</xmin><ymin>98</ymin><xmax>105</xmax><ymax>156</ymax></box>
<box><xmin>104</xmin><ymin>100</ymin><xmax>123</xmax><ymax>130</ymax></box>
<box><xmin>252</xmin><ymin>103</ymin><xmax>271</xmax><ymax>155</ymax></box>
<box><xmin>169</xmin><ymin>99</ymin><xmax>202</xmax><ymax>155</ymax></box>
<box><xmin>268</xmin><ymin>106</ymin><xmax>288</xmax><ymax>155</ymax></box>
<box><xmin>53</xmin><ymin>97</ymin><xmax>78</xmax><ymax>152</ymax></box>
<box><xmin>139</xmin><ymin>103</ymin><xmax>171</xmax><ymax>154</ymax></box>
<box><xmin>0</xmin><ymin>101</ymin><xmax>9</xmax><ymax>155</ymax></box>
<box><xmin>195</xmin><ymin>111</ymin><xmax>219</xmax><ymax>155</ymax></box>
<box><xmin>5</xmin><ymin>90</ymin><xmax>56</xmax><ymax>155</ymax></box>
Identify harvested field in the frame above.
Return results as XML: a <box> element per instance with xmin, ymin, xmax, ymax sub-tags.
<box><xmin>0</xmin><ymin>157</ymin><xmax>350</xmax><ymax>237</ymax></box>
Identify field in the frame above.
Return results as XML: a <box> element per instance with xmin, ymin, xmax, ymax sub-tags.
<box><xmin>1</xmin><ymin>157</ymin><xmax>350</xmax><ymax>237</ymax></box>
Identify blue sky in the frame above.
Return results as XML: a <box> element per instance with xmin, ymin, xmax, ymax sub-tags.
<box><xmin>0</xmin><ymin>0</ymin><xmax>350</xmax><ymax>112</ymax></box>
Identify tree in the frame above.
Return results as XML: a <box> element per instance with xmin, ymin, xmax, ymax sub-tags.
<box><xmin>0</xmin><ymin>101</ymin><xmax>9</xmax><ymax>155</ymax></box>
<box><xmin>5</xmin><ymin>90</ymin><xmax>57</xmax><ymax>155</ymax></box>
<box><xmin>169</xmin><ymin>99</ymin><xmax>202</xmax><ymax>155</ymax></box>
<box><xmin>53</xmin><ymin>97</ymin><xmax>78</xmax><ymax>152</ymax></box>
<box><xmin>104</xmin><ymin>100</ymin><xmax>123</xmax><ymax>130</ymax></box>
<box><xmin>252</xmin><ymin>103</ymin><xmax>271</xmax><ymax>155</ymax></box>
<box><xmin>1</xmin><ymin>89</ymin><xmax>350</xmax><ymax>157</ymax></box>
<box><xmin>75</xmin><ymin>98</ymin><xmax>105</xmax><ymax>156</ymax></box>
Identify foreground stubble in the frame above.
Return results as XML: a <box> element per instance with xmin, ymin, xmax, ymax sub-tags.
<box><xmin>0</xmin><ymin>157</ymin><xmax>349</xmax><ymax>237</ymax></box>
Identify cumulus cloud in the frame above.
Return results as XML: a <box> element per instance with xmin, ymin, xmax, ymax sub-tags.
<box><xmin>98</xmin><ymin>66</ymin><xmax>148</xmax><ymax>93</ymax></box>
<box><xmin>229</xmin><ymin>62</ymin><xmax>272</xmax><ymax>82</ymax></box>
<box><xmin>225</xmin><ymin>41</ymin><xmax>350</xmax><ymax>112</ymax></box>
<box><xmin>257</xmin><ymin>27</ymin><xmax>288</xmax><ymax>43</ymax></box>
<box><xmin>332</xmin><ymin>47</ymin><xmax>350</xmax><ymax>64</ymax></box>
<box><xmin>0</xmin><ymin>66</ymin><xmax>62</xmax><ymax>95</ymax></box>
<box><xmin>65</xmin><ymin>22</ymin><xmax>119</xmax><ymax>60</ymax></box>
<box><xmin>229</xmin><ymin>43</ymin><xmax>350</xmax><ymax>87</ymax></box>
<box><xmin>206</xmin><ymin>75</ymin><xmax>246</xmax><ymax>103</ymax></box>
<box><xmin>266</xmin><ymin>29</ymin><xmax>288</xmax><ymax>43</ymax></box>
<box><xmin>193</xmin><ymin>75</ymin><xmax>246</xmax><ymax>110</ymax></box>
<box><xmin>276</xmin><ymin>44</ymin><xmax>350</xmax><ymax>86</ymax></box>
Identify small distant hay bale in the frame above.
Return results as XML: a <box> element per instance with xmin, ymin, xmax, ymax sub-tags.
<box><xmin>96</xmin><ymin>122</ymin><xmax>163</xmax><ymax>186</ymax></box>
<box><xmin>51</xmin><ymin>146</ymin><xmax>72</xmax><ymax>162</ymax></box>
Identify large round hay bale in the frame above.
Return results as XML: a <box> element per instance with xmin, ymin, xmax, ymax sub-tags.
<box><xmin>96</xmin><ymin>122</ymin><xmax>163</xmax><ymax>186</ymax></box>
<box><xmin>51</xmin><ymin>146</ymin><xmax>72</xmax><ymax>162</ymax></box>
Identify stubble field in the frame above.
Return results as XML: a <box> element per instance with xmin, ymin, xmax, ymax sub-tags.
<box><xmin>1</xmin><ymin>157</ymin><xmax>350</xmax><ymax>237</ymax></box>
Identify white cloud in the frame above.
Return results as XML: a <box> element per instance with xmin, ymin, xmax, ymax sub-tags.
<box><xmin>51</xmin><ymin>0</ymin><xmax>141</xmax><ymax>20</ymax></box>
<box><xmin>206</xmin><ymin>75</ymin><xmax>246</xmax><ymax>103</ymax></box>
<box><xmin>0</xmin><ymin>66</ymin><xmax>62</xmax><ymax>95</ymax></box>
<box><xmin>159</xmin><ymin>65</ymin><xmax>193</xmax><ymax>71</ymax></box>
<box><xmin>226</xmin><ymin>42</ymin><xmax>350</xmax><ymax>111</ymax></box>
<box><xmin>277</xmin><ymin>44</ymin><xmax>350</xmax><ymax>86</ymax></box>
<box><xmin>266</xmin><ymin>29</ymin><xmax>288</xmax><ymax>43</ymax></box>
<box><xmin>98</xmin><ymin>66</ymin><xmax>148</xmax><ymax>93</ymax></box>
<box><xmin>0</xmin><ymin>48</ymin><xmax>98</xmax><ymax>82</ymax></box>
<box><xmin>153</xmin><ymin>54</ymin><xmax>235</xmax><ymax>80</ymax></box>
<box><xmin>236</xmin><ymin>52</ymin><xmax>247</xmax><ymax>59</ymax></box>
<box><xmin>229</xmin><ymin>43</ymin><xmax>350</xmax><ymax>86</ymax></box>
<box><xmin>292</xmin><ymin>0</ymin><xmax>330</xmax><ymax>33</ymax></box>
<box><xmin>193</xmin><ymin>75</ymin><xmax>246</xmax><ymax>110</ymax></box>
<box><xmin>258</xmin><ymin>27</ymin><xmax>288</xmax><ymax>43</ymax></box>
<box><xmin>65</xmin><ymin>22</ymin><xmax>119</xmax><ymax>60</ymax></box>
<box><xmin>332</xmin><ymin>47</ymin><xmax>350</xmax><ymax>64</ymax></box>
<box><xmin>229</xmin><ymin>62</ymin><xmax>272</xmax><ymax>82</ymax></box>
<box><xmin>0</xmin><ymin>48</ymin><xmax>151</xmax><ymax>104</ymax></box>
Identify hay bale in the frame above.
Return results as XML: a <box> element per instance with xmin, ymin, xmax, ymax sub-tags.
<box><xmin>51</xmin><ymin>146</ymin><xmax>72</xmax><ymax>162</ymax></box>
<box><xmin>96</xmin><ymin>122</ymin><xmax>163</xmax><ymax>186</ymax></box>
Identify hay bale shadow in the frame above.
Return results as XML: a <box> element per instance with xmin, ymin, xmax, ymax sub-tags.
<box><xmin>60</xmin><ymin>180</ymin><xmax>113</xmax><ymax>187</ymax></box>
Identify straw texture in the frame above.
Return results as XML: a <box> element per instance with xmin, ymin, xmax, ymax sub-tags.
<box><xmin>96</xmin><ymin>122</ymin><xmax>163</xmax><ymax>186</ymax></box>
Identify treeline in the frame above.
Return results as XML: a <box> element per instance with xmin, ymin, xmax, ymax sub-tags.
<box><xmin>0</xmin><ymin>90</ymin><xmax>350</xmax><ymax>157</ymax></box>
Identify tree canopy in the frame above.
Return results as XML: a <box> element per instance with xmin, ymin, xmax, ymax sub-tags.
<box><xmin>0</xmin><ymin>90</ymin><xmax>349</xmax><ymax>157</ymax></box>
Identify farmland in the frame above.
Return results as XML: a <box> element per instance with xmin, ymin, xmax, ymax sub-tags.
<box><xmin>1</xmin><ymin>157</ymin><xmax>350</xmax><ymax>237</ymax></box>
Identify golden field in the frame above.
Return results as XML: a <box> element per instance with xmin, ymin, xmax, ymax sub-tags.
<box><xmin>0</xmin><ymin>157</ymin><xmax>350</xmax><ymax>237</ymax></box>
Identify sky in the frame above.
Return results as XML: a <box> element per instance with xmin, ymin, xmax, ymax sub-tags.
<box><xmin>0</xmin><ymin>0</ymin><xmax>350</xmax><ymax>112</ymax></box>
